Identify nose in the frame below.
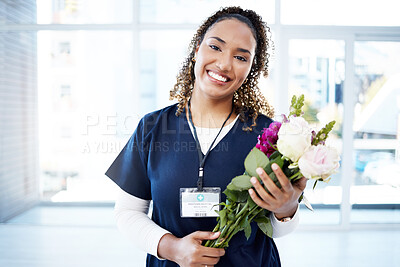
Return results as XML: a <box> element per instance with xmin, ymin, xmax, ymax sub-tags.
<box><xmin>215</xmin><ymin>53</ymin><xmax>232</xmax><ymax>72</ymax></box>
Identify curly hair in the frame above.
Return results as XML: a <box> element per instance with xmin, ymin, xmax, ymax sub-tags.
<box><xmin>169</xmin><ymin>6</ymin><xmax>274</xmax><ymax>131</ymax></box>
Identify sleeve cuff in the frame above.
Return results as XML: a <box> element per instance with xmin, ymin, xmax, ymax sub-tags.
<box><xmin>269</xmin><ymin>204</ymin><xmax>300</xmax><ymax>238</ymax></box>
<box><xmin>149</xmin><ymin>229</ymin><xmax>171</xmax><ymax>260</ymax></box>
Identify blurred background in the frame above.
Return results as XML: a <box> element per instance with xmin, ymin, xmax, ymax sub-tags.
<box><xmin>0</xmin><ymin>0</ymin><xmax>399</xmax><ymax>266</ymax></box>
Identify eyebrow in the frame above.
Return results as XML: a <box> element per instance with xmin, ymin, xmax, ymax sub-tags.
<box><xmin>209</xmin><ymin>36</ymin><xmax>252</xmax><ymax>55</ymax></box>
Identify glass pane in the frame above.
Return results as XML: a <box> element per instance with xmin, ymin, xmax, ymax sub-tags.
<box><xmin>0</xmin><ymin>0</ymin><xmax>37</xmax><ymax>24</ymax></box>
<box><xmin>288</xmin><ymin>39</ymin><xmax>345</xmax><ymax>224</ymax></box>
<box><xmin>282</xmin><ymin>0</ymin><xmax>400</xmax><ymax>26</ymax></box>
<box><xmin>139</xmin><ymin>30</ymin><xmax>193</xmax><ymax>114</ymax></box>
<box><xmin>140</xmin><ymin>0</ymin><xmax>274</xmax><ymax>24</ymax></box>
<box><xmin>352</xmin><ymin>41</ymin><xmax>400</xmax><ymax>223</ymax></box>
<box><xmin>38</xmin><ymin>31</ymin><xmax>134</xmax><ymax>202</ymax></box>
<box><xmin>36</xmin><ymin>0</ymin><xmax>132</xmax><ymax>24</ymax></box>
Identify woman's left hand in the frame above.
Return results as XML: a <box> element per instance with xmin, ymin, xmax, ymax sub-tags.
<box><xmin>248</xmin><ymin>163</ymin><xmax>307</xmax><ymax>220</ymax></box>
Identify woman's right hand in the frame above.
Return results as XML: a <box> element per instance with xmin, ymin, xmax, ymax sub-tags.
<box><xmin>157</xmin><ymin>231</ymin><xmax>225</xmax><ymax>267</ymax></box>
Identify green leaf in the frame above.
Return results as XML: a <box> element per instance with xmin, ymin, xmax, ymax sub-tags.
<box><xmin>269</xmin><ymin>150</ymin><xmax>281</xmax><ymax>160</ymax></box>
<box><xmin>238</xmin><ymin>218</ymin><xmax>246</xmax><ymax>230</ymax></box>
<box><xmin>244</xmin><ymin>148</ymin><xmax>269</xmax><ymax>179</ymax></box>
<box><xmin>267</xmin><ymin>172</ymin><xmax>282</xmax><ymax>189</ymax></box>
<box><xmin>224</xmin><ymin>189</ymin><xmax>249</xmax><ymax>203</ymax></box>
<box><xmin>264</xmin><ymin>151</ymin><xmax>283</xmax><ymax>175</ymax></box>
<box><xmin>219</xmin><ymin>209</ymin><xmax>227</xmax><ymax>228</ymax></box>
<box><xmin>244</xmin><ymin>220</ymin><xmax>252</xmax><ymax>240</ymax></box>
<box><xmin>264</xmin><ymin>163</ymin><xmax>272</xmax><ymax>175</ymax></box>
<box><xmin>237</xmin><ymin>191</ymin><xmax>249</xmax><ymax>202</ymax></box>
<box><xmin>230</xmin><ymin>175</ymin><xmax>252</xmax><ymax>191</ymax></box>
<box><xmin>270</xmin><ymin>155</ymin><xmax>284</xmax><ymax>170</ymax></box>
<box><xmin>228</xmin><ymin>211</ymin><xmax>236</xmax><ymax>221</ymax></box>
<box><xmin>223</xmin><ymin>189</ymin><xmax>238</xmax><ymax>202</ymax></box>
<box><xmin>254</xmin><ymin>215</ymin><xmax>269</xmax><ymax>224</ymax></box>
<box><xmin>256</xmin><ymin>217</ymin><xmax>273</xmax><ymax>238</ymax></box>
<box><xmin>247</xmin><ymin>194</ymin><xmax>257</xmax><ymax>210</ymax></box>
<box><xmin>226</xmin><ymin>182</ymin><xmax>239</xmax><ymax>191</ymax></box>
<box><xmin>313</xmin><ymin>179</ymin><xmax>318</xmax><ymax>190</ymax></box>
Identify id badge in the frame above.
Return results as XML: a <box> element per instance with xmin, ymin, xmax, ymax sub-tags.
<box><xmin>180</xmin><ymin>187</ymin><xmax>221</xmax><ymax>218</ymax></box>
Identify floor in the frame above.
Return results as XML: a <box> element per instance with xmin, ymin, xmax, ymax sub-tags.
<box><xmin>0</xmin><ymin>205</ymin><xmax>399</xmax><ymax>267</ymax></box>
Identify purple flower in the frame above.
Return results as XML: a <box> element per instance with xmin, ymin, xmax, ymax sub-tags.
<box><xmin>256</xmin><ymin>121</ymin><xmax>282</xmax><ymax>157</ymax></box>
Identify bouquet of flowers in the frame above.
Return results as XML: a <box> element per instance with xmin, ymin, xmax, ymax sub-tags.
<box><xmin>204</xmin><ymin>95</ymin><xmax>340</xmax><ymax>248</ymax></box>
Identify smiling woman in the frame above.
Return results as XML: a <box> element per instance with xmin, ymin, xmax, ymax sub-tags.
<box><xmin>170</xmin><ymin>7</ymin><xmax>275</xmax><ymax>131</ymax></box>
<box><xmin>106</xmin><ymin>6</ymin><xmax>304</xmax><ymax>267</ymax></box>
<box><xmin>192</xmin><ymin>19</ymin><xmax>256</xmax><ymax>112</ymax></box>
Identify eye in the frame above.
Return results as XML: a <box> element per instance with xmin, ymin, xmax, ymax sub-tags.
<box><xmin>235</xmin><ymin>56</ymin><xmax>247</xmax><ymax>62</ymax></box>
<box><xmin>209</xmin><ymin>45</ymin><xmax>221</xmax><ymax>51</ymax></box>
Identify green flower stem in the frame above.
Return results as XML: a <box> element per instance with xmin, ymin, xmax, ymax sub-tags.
<box><xmin>204</xmin><ymin>221</ymin><xmax>221</xmax><ymax>247</ymax></box>
<box><xmin>215</xmin><ymin>223</ymin><xmax>231</xmax><ymax>244</ymax></box>
<box><xmin>205</xmin><ymin>204</ymin><xmax>270</xmax><ymax>247</ymax></box>
<box><xmin>214</xmin><ymin>202</ymin><xmax>250</xmax><ymax>247</ymax></box>
<box><xmin>221</xmin><ymin>206</ymin><xmax>264</xmax><ymax>247</ymax></box>
<box><xmin>235</xmin><ymin>202</ymin><xmax>249</xmax><ymax>220</ymax></box>
<box><xmin>213</xmin><ymin>222</ymin><xmax>236</xmax><ymax>247</ymax></box>
<box><xmin>248</xmin><ymin>206</ymin><xmax>263</xmax><ymax>222</ymax></box>
<box><xmin>206</xmin><ymin>221</ymin><xmax>231</xmax><ymax>248</ymax></box>
<box><xmin>289</xmin><ymin>171</ymin><xmax>303</xmax><ymax>182</ymax></box>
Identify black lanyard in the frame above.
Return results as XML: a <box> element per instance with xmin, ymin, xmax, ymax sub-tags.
<box><xmin>187</xmin><ymin>98</ymin><xmax>234</xmax><ymax>191</ymax></box>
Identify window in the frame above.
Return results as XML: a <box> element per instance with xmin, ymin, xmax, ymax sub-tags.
<box><xmin>140</xmin><ymin>0</ymin><xmax>275</xmax><ymax>24</ymax></box>
<box><xmin>36</xmin><ymin>0</ymin><xmax>133</xmax><ymax>24</ymax></box>
<box><xmin>351</xmin><ymin>41</ymin><xmax>400</xmax><ymax>223</ymax></box>
<box><xmin>37</xmin><ymin>30</ymin><xmax>134</xmax><ymax>202</ymax></box>
<box><xmin>288</xmin><ymin>39</ymin><xmax>345</xmax><ymax>224</ymax></box>
<box><xmin>1</xmin><ymin>0</ymin><xmax>399</xmax><ymax>227</ymax></box>
<box><xmin>281</xmin><ymin>0</ymin><xmax>400</xmax><ymax>26</ymax></box>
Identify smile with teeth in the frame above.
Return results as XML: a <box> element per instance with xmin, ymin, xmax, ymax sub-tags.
<box><xmin>208</xmin><ymin>71</ymin><xmax>229</xmax><ymax>82</ymax></box>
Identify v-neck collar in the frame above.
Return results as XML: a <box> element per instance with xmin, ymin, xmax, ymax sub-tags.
<box><xmin>179</xmin><ymin>106</ymin><xmax>240</xmax><ymax>156</ymax></box>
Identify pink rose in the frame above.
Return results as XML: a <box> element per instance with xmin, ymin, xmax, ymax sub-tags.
<box><xmin>298</xmin><ymin>145</ymin><xmax>340</xmax><ymax>181</ymax></box>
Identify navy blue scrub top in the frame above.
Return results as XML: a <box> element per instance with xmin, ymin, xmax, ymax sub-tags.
<box><xmin>105</xmin><ymin>104</ymin><xmax>281</xmax><ymax>267</ymax></box>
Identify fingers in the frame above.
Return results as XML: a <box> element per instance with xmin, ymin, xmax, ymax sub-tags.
<box><xmin>201</xmin><ymin>247</ymin><xmax>225</xmax><ymax>258</ymax></box>
<box><xmin>271</xmin><ymin>164</ymin><xmax>293</xmax><ymax>192</ymax></box>
<box><xmin>254</xmin><ymin>167</ymin><xmax>283</xmax><ymax>199</ymax></box>
<box><xmin>200</xmin><ymin>254</ymin><xmax>221</xmax><ymax>266</ymax></box>
<box><xmin>191</xmin><ymin>231</ymin><xmax>225</xmax><ymax>257</ymax></box>
<box><xmin>248</xmin><ymin>164</ymin><xmax>300</xmax><ymax>212</ymax></box>
<box><xmin>192</xmin><ymin>231</ymin><xmax>220</xmax><ymax>241</ymax></box>
<box><xmin>250</xmin><ymin>175</ymin><xmax>274</xmax><ymax>202</ymax></box>
<box><xmin>172</xmin><ymin>232</ymin><xmax>225</xmax><ymax>267</ymax></box>
<box><xmin>249</xmin><ymin>174</ymin><xmax>275</xmax><ymax>210</ymax></box>
<box><xmin>248</xmin><ymin>187</ymin><xmax>270</xmax><ymax>210</ymax></box>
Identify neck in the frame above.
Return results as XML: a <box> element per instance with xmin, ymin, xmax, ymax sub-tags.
<box><xmin>187</xmin><ymin>89</ymin><xmax>236</xmax><ymax>128</ymax></box>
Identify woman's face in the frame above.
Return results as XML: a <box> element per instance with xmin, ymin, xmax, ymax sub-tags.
<box><xmin>193</xmin><ymin>19</ymin><xmax>257</xmax><ymax>102</ymax></box>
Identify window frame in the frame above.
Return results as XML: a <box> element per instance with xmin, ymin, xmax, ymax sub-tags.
<box><xmin>1</xmin><ymin>0</ymin><xmax>399</xmax><ymax>228</ymax></box>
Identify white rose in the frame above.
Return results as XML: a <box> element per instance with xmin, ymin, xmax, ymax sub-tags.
<box><xmin>277</xmin><ymin>116</ymin><xmax>311</xmax><ymax>162</ymax></box>
<box><xmin>298</xmin><ymin>145</ymin><xmax>340</xmax><ymax>181</ymax></box>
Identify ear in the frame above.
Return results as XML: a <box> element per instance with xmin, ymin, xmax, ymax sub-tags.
<box><xmin>195</xmin><ymin>39</ymin><xmax>201</xmax><ymax>52</ymax></box>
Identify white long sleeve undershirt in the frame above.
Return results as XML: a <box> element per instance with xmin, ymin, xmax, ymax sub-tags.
<box><xmin>114</xmin><ymin>189</ymin><xmax>299</xmax><ymax>258</ymax></box>
<box><xmin>114</xmin><ymin>115</ymin><xmax>299</xmax><ymax>258</ymax></box>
